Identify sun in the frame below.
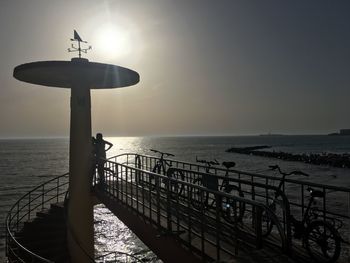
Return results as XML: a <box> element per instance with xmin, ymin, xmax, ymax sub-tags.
<box><xmin>94</xmin><ymin>24</ymin><xmax>132</xmax><ymax>60</ymax></box>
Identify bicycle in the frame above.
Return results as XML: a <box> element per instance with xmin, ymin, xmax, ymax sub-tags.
<box><xmin>263</xmin><ymin>165</ymin><xmax>342</xmax><ymax>263</ymax></box>
<box><xmin>220</xmin><ymin>161</ymin><xmax>246</xmax><ymax>223</ymax></box>
<box><xmin>149</xmin><ymin>149</ymin><xmax>184</xmax><ymax>195</ymax></box>
<box><xmin>261</xmin><ymin>164</ymin><xmax>309</xmax><ymax>237</ymax></box>
<box><xmin>190</xmin><ymin>157</ymin><xmax>245</xmax><ymax>223</ymax></box>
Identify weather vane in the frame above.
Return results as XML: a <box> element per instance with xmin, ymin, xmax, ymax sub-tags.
<box><xmin>68</xmin><ymin>30</ymin><xmax>92</xmax><ymax>58</ymax></box>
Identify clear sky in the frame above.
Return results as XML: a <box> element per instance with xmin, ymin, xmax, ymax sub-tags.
<box><xmin>0</xmin><ymin>1</ymin><xmax>349</xmax><ymax>137</ymax></box>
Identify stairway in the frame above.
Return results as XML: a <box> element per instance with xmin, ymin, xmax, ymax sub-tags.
<box><xmin>11</xmin><ymin>202</ymin><xmax>69</xmax><ymax>262</ymax></box>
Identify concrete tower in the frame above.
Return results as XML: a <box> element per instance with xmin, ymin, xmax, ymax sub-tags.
<box><xmin>13</xmin><ymin>31</ymin><xmax>140</xmax><ymax>262</ymax></box>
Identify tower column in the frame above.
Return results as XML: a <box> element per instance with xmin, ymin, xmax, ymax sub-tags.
<box><xmin>68</xmin><ymin>83</ymin><xmax>94</xmax><ymax>262</ymax></box>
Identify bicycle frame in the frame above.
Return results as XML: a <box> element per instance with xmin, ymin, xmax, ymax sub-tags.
<box><xmin>150</xmin><ymin>149</ymin><xmax>174</xmax><ymax>175</ymax></box>
<box><xmin>191</xmin><ymin>159</ymin><xmax>246</xmax><ymax>223</ymax></box>
<box><xmin>289</xmin><ymin>194</ymin><xmax>317</xmax><ymax>238</ymax></box>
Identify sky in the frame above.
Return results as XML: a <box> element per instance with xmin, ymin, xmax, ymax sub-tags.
<box><xmin>0</xmin><ymin>1</ymin><xmax>349</xmax><ymax>137</ymax></box>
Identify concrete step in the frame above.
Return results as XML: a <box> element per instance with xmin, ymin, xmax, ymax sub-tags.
<box><xmin>23</xmin><ymin>237</ymin><xmax>66</xmax><ymax>251</ymax></box>
<box><xmin>33</xmin><ymin>210</ymin><xmax>65</xmax><ymax>221</ymax></box>
<box><xmin>22</xmin><ymin>220</ymin><xmax>66</xmax><ymax>234</ymax></box>
<box><xmin>11</xmin><ymin>202</ymin><xmax>69</xmax><ymax>262</ymax></box>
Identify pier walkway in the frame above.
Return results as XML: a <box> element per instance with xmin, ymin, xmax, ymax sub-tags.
<box><xmin>6</xmin><ymin>153</ymin><xmax>350</xmax><ymax>262</ymax></box>
<box><xmin>93</xmin><ymin>153</ymin><xmax>350</xmax><ymax>262</ymax></box>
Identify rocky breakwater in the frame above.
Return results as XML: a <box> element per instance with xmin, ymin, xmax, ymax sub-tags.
<box><xmin>226</xmin><ymin>146</ymin><xmax>350</xmax><ymax>169</ymax></box>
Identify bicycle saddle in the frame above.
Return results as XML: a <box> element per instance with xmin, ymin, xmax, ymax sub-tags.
<box><xmin>307</xmin><ymin>187</ymin><xmax>325</xmax><ymax>198</ymax></box>
<box><xmin>222</xmin><ymin>161</ymin><xmax>236</xmax><ymax>169</ymax></box>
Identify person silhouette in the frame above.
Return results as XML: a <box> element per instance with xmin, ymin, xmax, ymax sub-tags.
<box><xmin>93</xmin><ymin>133</ymin><xmax>113</xmax><ymax>185</ymax></box>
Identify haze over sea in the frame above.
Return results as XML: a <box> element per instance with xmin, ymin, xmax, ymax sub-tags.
<box><xmin>1</xmin><ymin>135</ymin><xmax>350</xmax><ymax>261</ymax></box>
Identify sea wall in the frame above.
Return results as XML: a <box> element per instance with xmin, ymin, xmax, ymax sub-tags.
<box><xmin>226</xmin><ymin>146</ymin><xmax>350</xmax><ymax>168</ymax></box>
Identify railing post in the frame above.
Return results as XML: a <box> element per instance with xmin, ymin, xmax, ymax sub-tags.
<box><xmin>126</xmin><ymin>167</ymin><xmax>129</xmax><ymax>204</ymax></box>
<box><xmin>42</xmin><ymin>185</ymin><xmax>45</xmax><ymax>210</ymax></box>
<box><xmin>301</xmin><ymin>184</ymin><xmax>304</xmax><ymax>217</ymax></box>
<box><xmin>130</xmin><ymin>167</ymin><xmax>134</xmax><ymax>208</ymax></box>
<box><xmin>124</xmin><ymin>165</ymin><xmax>128</xmax><ymax>196</ymax></box>
<box><xmin>28</xmin><ymin>193</ymin><xmax>31</xmax><ymax>220</ymax></box>
<box><xmin>200</xmin><ymin>189</ymin><xmax>205</xmax><ymax>260</ymax></box>
<box><xmin>57</xmin><ymin>177</ymin><xmax>59</xmax><ymax>203</ymax></box>
<box><xmin>149</xmin><ymin>172</ymin><xmax>152</xmax><ymax>221</ymax></box>
<box><xmin>136</xmin><ymin>167</ymin><xmax>139</xmax><ymax>213</ymax></box>
<box><xmin>215</xmin><ymin>192</ymin><xmax>221</xmax><ymax>261</ymax></box>
<box><xmin>5</xmin><ymin>215</ymin><xmax>8</xmax><ymax>257</ymax></box>
<box><xmin>142</xmin><ymin>171</ymin><xmax>145</xmax><ymax>216</ymax></box>
<box><xmin>255</xmin><ymin>206</ymin><xmax>263</xmax><ymax>249</ymax></box>
<box><xmin>323</xmin><ymin>186</ymin><xmax>326</xmax><ymax>224</ymax></box>
<box><xmin>116</xmin><ymin>165</ymin><xmax>119</xmax><ymax>200</ymax></box>
<box><xmin>156</xmin><ymin>174</ymin><xmax>161</xmax><ymax>228</ymax></box>
<box><xmin>166</xmin><ymin>174</ymin><xmax>172</xmax><ymax>233</ymax></box>
<box><xmin>112</xmin><ymin>164</ymin><xmax>115</xmax><ymax>197</ymax></box>
<box><xmin>16</xmin><ymin>202</ymin><xmax>19</xmax><ymax>232</ymax></box>
<box><xmin>251</xmin><ymin>176</ymin><xmax>256</xmax><ymax>227</ymax></box>
<box><xmin>187</xmin><ymin>185</ymin><xmax>192</xmax><ymax>248</ymax></box>
<box><xmin>234</xmin><ymin>200</ymin><xmax>239</xmax><ymax>255</ymax></box>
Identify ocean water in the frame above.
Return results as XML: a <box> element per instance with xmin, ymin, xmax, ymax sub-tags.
<box><xmin>1</xmin><ymin>135</ymin><xmax>350</xmax><ymax>262</ymax></box>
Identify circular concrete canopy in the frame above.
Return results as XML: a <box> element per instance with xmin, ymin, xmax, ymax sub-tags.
<box><xmin>13</xmin><ymin>58</ymin><xmax>140</xmax><ymax>89</ymax></box>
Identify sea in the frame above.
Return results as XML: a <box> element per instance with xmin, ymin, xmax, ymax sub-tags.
<box><xmin>1</xmin><ymin>135</ymin><xmax>350</xmax><ymax>262</ymax></box>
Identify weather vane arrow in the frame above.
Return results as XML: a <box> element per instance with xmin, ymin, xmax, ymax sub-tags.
<box><xmin>68</xmin><ymin>30</ymin><xmax>92</xmax><ymax>58</ymax></box>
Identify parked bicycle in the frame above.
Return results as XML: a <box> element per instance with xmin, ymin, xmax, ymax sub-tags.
<box><xmin>263</xmin><ymin>165</ymin><xmax>343</xmax><ymax>263</ymax></box>
<box><xmin>149</xmin><ymin>149</ymin><xmax>184</xmax><ymax>195</ymax></box>
<box><xmin>261</xmin><ymin>165</ymin><xmax>309</xmax><ymax>237</ymax></box>
<box><xmin>190</xmin><ymin>158</ymin><xmax>245</xmax><ymax>223</ymax></box>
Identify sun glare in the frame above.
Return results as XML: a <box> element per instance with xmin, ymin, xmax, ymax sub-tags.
<box><xmin>94</xmin><ymin>24</ymin><xmax>132</xmax><ymax>60</ymax></box>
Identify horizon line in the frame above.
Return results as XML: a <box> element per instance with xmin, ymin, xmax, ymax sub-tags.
<box><xmin>0</xmin><ymin>133</ymin><xmax>340</xmax><ymax>140</ymax></box>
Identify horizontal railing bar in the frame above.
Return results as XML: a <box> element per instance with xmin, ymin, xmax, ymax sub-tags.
<box><xmin>105</xmin><ymin>160</ymin><xmax>285</xmax><ymax>211</ymax></box>
<box><xmin>109</xmin><ymin>153</ymin><xmax>350</xmax><ymax>192</ymax></box>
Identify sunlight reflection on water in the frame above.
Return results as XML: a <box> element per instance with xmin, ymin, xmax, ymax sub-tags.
<box><xmin>94</xmin><ymin>204</ymin><xmax>162</xmax><ymax>262</ymax></box>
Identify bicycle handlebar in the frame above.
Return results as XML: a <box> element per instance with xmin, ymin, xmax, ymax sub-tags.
<box><xmin>291</xmin><ymin>171</ymin><xmax>309</xmax><ymax>176</ymax></box>
<box><xmin>196</xmin><ymin>156</ymin><xmax>219</xmax><ymax>166</ymax></box>
<box><xmin>269</xmin><ymin>164</ymin><xmax>309</xmax><ymax>176</ymax></box>
<box><xmin>150</xmin><ymin>149</ymin><xmax>175</xmax><ymax>157</ymax></box>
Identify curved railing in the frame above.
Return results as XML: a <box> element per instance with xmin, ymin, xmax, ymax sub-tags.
<box><xmin>5</xmin><ymin>170</ymin><xmax>154</xmax><ymax>263</ymax></box>
<box><xmin>95</xmin><ymin>251</ymin><xmax>144</xmax><ymax>262</ymax></box>
<box><xmin>6</xmin><ymin>173</ymin><xmax>69</xmax><ymax>263</ymax></box>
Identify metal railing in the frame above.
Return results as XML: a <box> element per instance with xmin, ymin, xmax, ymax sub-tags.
<box><xmin>167</xmin><ymin>167</ymin><xmax>292</xmax><ymax>244</ymax></box>
<box><xmin>109</xmin><ymin>153</ymin><xmax>350</xmax><ymax>257</ymax></box>
<box><xmin>5</xmin><ymin>173</ymin><xmax>69</xmax><ymax>263</ymax></box>
<box><xmin>9</xmin><ymin>153</ymin><xmax>347</xmax><ymax>262</ymax></box>
<box><xmin>96</xmin><ymin>158</ymin><xmax>287</xmax><ymax>262</ymax></box>
<box><xmin>5</xmin><ymin>170</ymin><xmax>149</xmax><ymax>263</ymax></box>
<box><xmin>111</xmin><ymin>153</ymin><xmax>350</xmax><ymax>225</ymax></box>
<box><xmin>95</xmin><ymin>251</ymin><xmax>144</xmax><ymax>262</ymax></box>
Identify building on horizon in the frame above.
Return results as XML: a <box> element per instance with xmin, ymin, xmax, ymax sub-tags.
<box><xmin>340</xmin><ymin>129</ymin><xmax>350</xmax><ymax>135</ymax></box>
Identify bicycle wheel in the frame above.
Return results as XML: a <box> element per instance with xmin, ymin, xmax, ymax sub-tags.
<box><xmin>261</xmin><ymin>205</ymin><xmax>274</xmax><ymax>237</ymax></box>
<box><xmin>189</xmin><ymin>178</ymin><xmax>204</xmax><ymax>210</ymax></box>
<box><xmin>261</xmin><ymin>194</ymin><xmax>285</xmax><ymax>237</ymax></box>
<box><xmin>221</xmin><ymin>185</ymin><xmax>245</xmax><ymax>223</ymax></box>
<box><xmin>170</xmin><ymin>170</ymin><xmax>185</xmax><ymax>196</ymax></box>
<box><xmin>304</xmin><ymin>220</ymin><xmax>341</xmax><ymax>263</ymax></box>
